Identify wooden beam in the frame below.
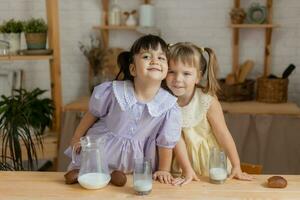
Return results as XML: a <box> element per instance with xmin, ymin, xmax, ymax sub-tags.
<box><xmin>101</xmin><ymin>29</ymin><xmax>109</xmax><ymax>48</ymax></box>
<box><xmin>230</xmin><ymin>24</ymin><xmax>278</xmax><ymax>28</ymax></box>
<box><xmin>102</xmin><ymin>0</ymin><xmax>109</xmax><ymax>26</ymax></box>
<box><xmin>264</xmin><ymin>28</ymin><xmax>272</xmax><ymax>76</ymax></box>
<box><xmin>234</xmin><ymin>0</ymin><xmax>240</xmax><ymax>8</ymax></box>
<box><xmin>0</xmin><ymin>55</ymin><xmax>53</xmax><ymax>61</ymax></box>
<box><xmin>264</xmin><ymin>0</ymin><xmax>273</xmax><ymax>76</ymax></box>
<box><xmin>101</xmin><ymin>0</ymin><xmax>110</xmax><ymax>48</ymax></box>
<box><xmin>232</xmin><ymin>28</ymin><xmax>239</xmax><ymax>78</ymax></box>
<box><xmin>267</xmin><ymin>0</ymin><xmax>273</xmax><ymax>23</ymax></box>
<box><xmin>46</xmin><ymin>0</ymin><xmax>62</xmax><ymax>132</ymax></box>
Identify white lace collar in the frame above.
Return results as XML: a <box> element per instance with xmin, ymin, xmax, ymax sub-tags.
<box><xmin>112</xmin><ymin>80</ymin><xmax>177</xmax><ymax>117</ymax></box>
<box><xmin>181</xmin><ymin>88</ymin><xmax>213</xmax><ymax>128</ymax></box>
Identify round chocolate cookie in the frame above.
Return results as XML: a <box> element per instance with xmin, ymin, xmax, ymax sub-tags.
<box><xmin>64</xmin><ymin>169</ymin><xmax>79</xmax><ymax>184</ymax></box>
<box><xmin>110</xmin><ymin>170</ymin><xmax>127</xmax><ymax>187</ymax></box>
<box><xmin>267</xmin><ymin>176</ymin><xmax>287</xmax><ymax>188</ymax></box>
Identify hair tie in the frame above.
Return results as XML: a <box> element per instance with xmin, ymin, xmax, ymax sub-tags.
<box><xmin>200</xmin><ymin>47</ymin><xmax>205</xmax><ymax>53</ymax></box>
<box><xmin>167</xmin><ymin>43</ymin><xmax>174</xmax><ymax>49</ymax></box>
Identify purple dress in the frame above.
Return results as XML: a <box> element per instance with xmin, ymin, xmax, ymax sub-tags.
<box><xmin>65</xmin><ymin>81</ymin><xmax>181</xmax><ymax>173</ymax></box>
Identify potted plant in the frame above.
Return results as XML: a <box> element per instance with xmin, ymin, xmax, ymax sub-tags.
<box><xmin>0</xmin><ymin>19</ymin><xmax>23</xmax><ymax>54</ymax></box>
<box><xmin>23</xmin><ymin>18</ymin><xmax>48</xmax><ymax>50</ymax></box>
<box><xmin>0</xmin><ymin>88</ymin><xmax>54</xmax><ymax>170</ymax></box>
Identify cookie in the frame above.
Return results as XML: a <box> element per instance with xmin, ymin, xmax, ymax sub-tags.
<box><xmin>64</xmin><ymin>169</ymin><xmax>79</xmax><ymax>184</ymax></box>
<box><xmin>267</xmin><ymin>176</ymin><xmax>287</xmax><ymax>188</ymax></box>
<box><xmin>110</xmin><ymin>170</ymin><xmax>127</xmax><ymax>187</ymax></box>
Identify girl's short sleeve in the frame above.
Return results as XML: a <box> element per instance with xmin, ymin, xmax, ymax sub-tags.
<box><xmin>156</xmin><ymin>104</ymin><xmax>182</xmax><ymax>148</ymax></box>
<box><xmin>89</xmin><ymin>82</ymin><xmax>113</xmax><ymax>118</ymax></box>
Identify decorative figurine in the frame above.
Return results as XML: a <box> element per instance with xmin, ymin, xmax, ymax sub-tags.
<box><xmin>124</xmin><ymin>10</ymin><xmax>137</xmax><ymax>26</ymax></box>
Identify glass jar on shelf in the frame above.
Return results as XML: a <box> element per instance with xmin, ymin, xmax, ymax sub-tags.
<box><xmin>108</xmin><ymin>0</ymin><xmax>121</xmax><ymax>26</ymax></box>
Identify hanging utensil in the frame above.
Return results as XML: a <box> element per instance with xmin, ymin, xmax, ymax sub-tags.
<box><xmin>282</xmin><ymin>64</ymin><xmax>296</xmax><ymax>79</ymax></box>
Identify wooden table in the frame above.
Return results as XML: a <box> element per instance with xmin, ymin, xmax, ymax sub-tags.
<box><xmin>1</xmin><ymin>172</ymin><xmax>300</xmax><ymax>200</ymax></box>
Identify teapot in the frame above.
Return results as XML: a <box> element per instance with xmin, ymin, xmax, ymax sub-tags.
<box><xmin>72</xmin><ymin>135</ymin><xmax>110</xmax><ymax>189</ymax></box>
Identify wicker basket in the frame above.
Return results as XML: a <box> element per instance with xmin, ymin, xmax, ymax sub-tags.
<box><xmin>218</xmin><ymin>79</ymin><xmax>255</xmax><ymax>102</ymax></box>
<box><xmin>256</xmin><ymin>78</ymin><xmax>288</xmax><ymax>103</ymax></box>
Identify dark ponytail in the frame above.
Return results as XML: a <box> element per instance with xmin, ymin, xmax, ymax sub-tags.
<box><xmin>115</xmin><ymin>51</ymin><xmax>134</xmax><ymax>81</ymax></box>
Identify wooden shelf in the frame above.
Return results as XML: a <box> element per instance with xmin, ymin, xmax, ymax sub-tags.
<box><xmin>0</xmin><ymin>0</ymin><xmax>62</xmax><ymax>169</ymax></box>
<box><xmin>0</xmin><ymin>0</ymin><xmax>61</xmax><ymax>132</ymax></box>
<box><xmin>0</xmin><ymin>55</ymin><xmax>53</xmax><ymax>61</ymax></box>
<box><xmin>231</xmin><ymin>0</ymin><xmax>275</xmax><ymax>77</ymax></box>
<box><xmin>230</xmin><ymin>24</ymin><xmax>278</xmax><ymax>28</ymax></box>
<box><xmin>98</xmin><ymin>0</ymin><xmax>140</xmax><ymax>48</ymax></box>
<box><xmin>93</xmin><ymin>25</ymin><xmax>137</xmax><ymax>30</ymax></box>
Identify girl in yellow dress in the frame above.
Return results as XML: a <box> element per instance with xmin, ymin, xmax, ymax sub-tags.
<box><xmin>166</xmin><ymin>42</ymin><xmax>253</xmax><ymax>185</ymax></box>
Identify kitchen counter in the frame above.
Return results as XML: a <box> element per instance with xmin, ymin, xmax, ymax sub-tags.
<box><xmin>1</xmin><ymin>172</ymin><xmax>300</xmax><ymax>200</ymax></box>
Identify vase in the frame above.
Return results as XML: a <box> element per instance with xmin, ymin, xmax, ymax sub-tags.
<box><xmin>3</xmin><ymin>33</ymin><xmax>21</xmax><ymax>54</ymax></box>
<box><xmin>139</xmin><ymin>4</ymin><xmax>155</xmax><ymax>27</ymax></box>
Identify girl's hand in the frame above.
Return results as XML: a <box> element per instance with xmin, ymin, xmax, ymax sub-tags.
<box><xmin>70</xmin><ymin>136</ymin><xmax>81</xmax><ymax>154</ymax></box>
<box><xmin>153</xmin><ymin>170</ymin><xmax>174</xmax><ymax>184</ymax></box>
<box><xmin>172</xmin><ymin>169</ymin><xmax>199</xmax><ymax>186</ymax></box>
<box><xmin>229</xmin><ymin>166</ymin><xmax>253</xmax><ymax>181</ymax></box>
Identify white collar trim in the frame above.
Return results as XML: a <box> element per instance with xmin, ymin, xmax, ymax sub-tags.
<box><xmin>112</xmin><ymin>80</ymin><xmax>177</xmax><ymax>117</ymax></box>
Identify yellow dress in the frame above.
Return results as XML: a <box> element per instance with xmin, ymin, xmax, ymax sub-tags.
<box><xmin>171</xmin><ymin>88</ymin><xmax>224</xmax><ymax>177</ymax></box>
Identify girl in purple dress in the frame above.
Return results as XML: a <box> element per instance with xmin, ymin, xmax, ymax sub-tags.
<box><xmin>65</xmin><ymin>35</ymin><xmax>181</xmax><ymax>183</ymax></box>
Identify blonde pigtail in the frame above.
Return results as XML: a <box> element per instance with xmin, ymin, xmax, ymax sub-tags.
<box><xmin>203</xmin><ymin>47</ymin><xmax>220</xmax><ymax>96</ymax></box>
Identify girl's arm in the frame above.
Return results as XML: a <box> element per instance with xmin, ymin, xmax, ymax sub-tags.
<box><xmin>70</xmin><ymin>111</ymin><xmax>98</xmax><ymax>147</ymax></box>
<box><xmin>207</xmin><ymin>97</ymin><xmax>253</xmax><ymax>181</ymax></box>
<box><xmin>172</xmin><ymin>136</ymin><xmax>199</xmax><ymax>186</ymax></box>
<box><xmin>152</xmin><ymin>147</ymin><xmax>173</xmax><ymax>184</ymax></box>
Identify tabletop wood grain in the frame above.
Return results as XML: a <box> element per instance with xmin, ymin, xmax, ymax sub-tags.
<box><xmin>0</xmin><ymin>172</ymin><xmax>300</xmax><ymax>200</ymax></box>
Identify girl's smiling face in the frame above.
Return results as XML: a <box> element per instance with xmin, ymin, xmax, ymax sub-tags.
<box><xmin>166</xmin><ymin>59</ymin><xmax>200</xmax><ymax>103</ymax></box>
<box><xmin>130</xmin><ymin>45</ymin><xmax>168</xmax><ymax>82</ymax></box>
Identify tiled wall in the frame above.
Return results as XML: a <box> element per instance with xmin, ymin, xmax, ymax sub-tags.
<box><xmin>0</xmin><ymin>0</ymin><xmax>299</xmax><ymax>105</ymax></box>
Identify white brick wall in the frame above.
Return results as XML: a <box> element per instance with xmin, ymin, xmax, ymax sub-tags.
<box><xmin>0</xmin><ymin>0</ymin><xmax>299</xmax><ymax>105</ymax></box>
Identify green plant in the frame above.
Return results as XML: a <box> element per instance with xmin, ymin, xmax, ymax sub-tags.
<box><xmin>0</xmin><ymin>88</ymin><xmax>54</xmax><ymax>170</ymax></box>
<box><xmin>0</xmin><ymin>19</ymin><xmax>23</xmax><ymax>33</ymax></box>
<box><xmin>23</xmin><ymin>18</ymin><xmax>47</xmax><ymax>33</ymax></box>
<box><xmin>0</xmin><ymin>157</ymin><xmax>14</xmax><ymax>170</ymax></box>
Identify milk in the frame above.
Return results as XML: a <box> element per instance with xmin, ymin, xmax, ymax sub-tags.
<box><xmin>78</xmin><ymin>173</ymin><xmax>110</xmax><ymax>189</ymax></box>
<box><xmin>209</xmin><ymin>167</ymin><xmax>227</xmax><ymax>182</ymax></box>
<box><xmin>134</xmin><ymin>179</ymin><xmax>152</xmax><ymax>193</ymax></box>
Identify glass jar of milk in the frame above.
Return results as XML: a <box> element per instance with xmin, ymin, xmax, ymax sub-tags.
<box><xmin>72</xmin><ymin>136</ymin><xmax>111</xmax><ymax>189</ymax></box>
<box><xmin>209</xmin><ymin>147</ymin><xmax>228</xmax><ymax>184</ymax></box>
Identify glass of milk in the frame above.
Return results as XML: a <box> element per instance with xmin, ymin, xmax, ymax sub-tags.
<box><xmin>209</xmin><ymin>147</ymin><xmax>228</xmax><ymax>184</ymax></box>
<box><xmin>133</xmin><ymin>158</ymin><xmax>152</xmax><ymax>195</ymax></box>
